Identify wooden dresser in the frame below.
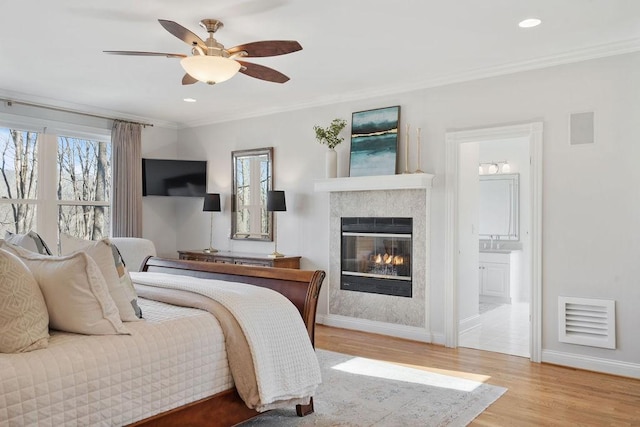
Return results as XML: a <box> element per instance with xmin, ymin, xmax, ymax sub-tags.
<box><xmin>177</xmin><ymin>250</ymin><xmax>301</xmax><ymax>269</ymax></box>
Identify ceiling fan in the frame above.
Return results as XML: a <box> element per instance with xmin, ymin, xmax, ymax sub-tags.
<box><xmin>104</xmin><ymin>19</ymin><xmax>302</xmax><ymax>85</ymax></box>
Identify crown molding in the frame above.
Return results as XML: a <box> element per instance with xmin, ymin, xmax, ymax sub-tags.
<box><xmin>178</xmin><ymin>37</ymin><xmax>640</xmax><ymax>129</ymax></box>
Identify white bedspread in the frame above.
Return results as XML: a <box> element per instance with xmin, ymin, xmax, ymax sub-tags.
<box><xmin>0</xmin><ymin>299</ymin><xmax>231</xmax><ymax>427</ymax></box>
<box><xmin>130</xmin><ymin>271</ymin><xmax>322</xmax><ymax>412</ymax></box>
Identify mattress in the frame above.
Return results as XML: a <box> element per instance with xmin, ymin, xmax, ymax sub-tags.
<box><xmin>0</xmin><ymin>298</ymin><xmax>232</xmax><ymax>427</ymax></box>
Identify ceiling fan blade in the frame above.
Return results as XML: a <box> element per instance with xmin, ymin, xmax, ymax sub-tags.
<box><xmin>228</xmin><ymin>40</ymin><xmax>302</xmax><ymax>58</ymax></box>
<box><xmin>182</xmin><ymin>73</ymin><xmax>198</xmax><ymax>85</ymax></box>
<box><xmin>237</xmin><ymin>60</ymin><xmax>289</xmax><ymax>83</ymax></box>
<box><xmin>103</xmin><ymin>50</ymin><xmax>186</xmax><ymax>58</ymax></box>
<box><xmin>158</xmin><ymin>19</ymin><xmax>207</xmax><ymax>50</ymax></box>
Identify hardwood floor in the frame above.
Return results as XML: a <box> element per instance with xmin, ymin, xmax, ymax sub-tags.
<box><xmin>315</xmin><ymin>325</ymin><xmax>640</xmax><ymax>426</ymax></box>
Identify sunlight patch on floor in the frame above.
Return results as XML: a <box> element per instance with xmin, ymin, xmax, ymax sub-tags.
<box><xmin>331</xmin><ymin>356</ymin><xmax>484</xmax><ymax>392</ymax></box>
<box><xmin>394</xmin><ymin>362</ymin><xmax>492</xmax><ymax>383</ymax></box>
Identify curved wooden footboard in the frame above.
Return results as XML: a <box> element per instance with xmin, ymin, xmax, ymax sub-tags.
<box><xmin>129</xmin><ymin>257</ymin><xmax>325</xmax><ymax>427</ymax></box>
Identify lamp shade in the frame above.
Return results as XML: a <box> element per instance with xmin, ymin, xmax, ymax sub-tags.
<box><xmin>203</xmin><ymin>193</ymin><xmax>221</xmax><ymax>212</ymax></box>
<box><xmin>180</xmin><ymin>56</ymin><xmax>241</xmax><ymax>85</ymax></box>
<box><xmin>267</xmin><ymin>190</ymin><xmax>286</xmax><ymax>212</ymax></box>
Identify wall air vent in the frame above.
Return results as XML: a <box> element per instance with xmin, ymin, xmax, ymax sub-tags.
<box><xmin>558</xmin><ymin>297</ymin><xmax>615</xmax><ymax>349</ymax></box>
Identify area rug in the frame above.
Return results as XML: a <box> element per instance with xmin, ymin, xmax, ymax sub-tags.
<box><xmin>241</xmin><ymin>350</ymin><xmax>507</xmax><ymax>426</ymax></box>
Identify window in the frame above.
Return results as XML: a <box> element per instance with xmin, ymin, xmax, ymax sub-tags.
<box><xmin>0</xmin><ymin>128</ymin><xmax>39</xmax><ymax>235</ymax></box>
<box><xmin>0</xmin><ymin>124</ymin><xmax>111</xmax><ymax>247</ymax></box>
<box><xmin>57</xmin><ymin>136</ymin><xmax>111</xmax><ymax>240</ymax></box>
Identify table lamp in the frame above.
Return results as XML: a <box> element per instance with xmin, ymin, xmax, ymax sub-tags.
<box><xmin>267</xmin><ymin>190</ymin><xmax>286</xmax><ymax>258</ymax></box>
<box><xmin>203</xmin><ymin>193</ymin><xmax>221</xmax><ymax>253</ymax></box>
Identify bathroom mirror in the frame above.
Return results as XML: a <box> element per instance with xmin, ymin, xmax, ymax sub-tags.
<box><xmin>231</xmin><ymin>147</ymin><xmax>273</xmax><ymax>241</ymax></box>
<box><xmin>479</xmin><ymin>173</ymin><xmax>519</xmax><ymax>241</ymax></box>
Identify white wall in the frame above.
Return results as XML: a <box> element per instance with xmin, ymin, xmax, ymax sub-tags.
<box><xmin>171</xmin><ymin>52</ymin><xmax>640</xmax><ymax>370</ymax></box>
<box><xmin>177</xmin><ymin>110</ymin><xmax>349</xmax><ymax>272</ymax></box>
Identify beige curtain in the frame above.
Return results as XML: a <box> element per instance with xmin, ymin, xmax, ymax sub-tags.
<box><xmin>111</xmin><ymin>121</ymin><xmax>142</xmax><ymax>237</ymax></box>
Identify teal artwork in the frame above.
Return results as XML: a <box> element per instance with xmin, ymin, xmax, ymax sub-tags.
<box><xmin>349</xmin><ymin>106</ymin><xmax>400</xmax><ymax>177</ymax></box>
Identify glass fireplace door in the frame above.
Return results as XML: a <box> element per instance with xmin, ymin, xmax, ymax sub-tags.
<box><xmin>341</xmin><ymin>218</ymin><xmax>412</xmax><ymax>297</ymax></box>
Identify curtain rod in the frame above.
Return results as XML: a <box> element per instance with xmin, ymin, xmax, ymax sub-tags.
<box><xmin>0</xmin><ymin>97</ymin><xmax>153</xmax><ymax>128</ymax></box>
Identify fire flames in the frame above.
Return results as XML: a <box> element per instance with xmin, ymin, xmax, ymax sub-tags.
<box><xmin>374</xmin><ymin>253</ymin><xmax>404</xmax><ymax>265</ymax></box>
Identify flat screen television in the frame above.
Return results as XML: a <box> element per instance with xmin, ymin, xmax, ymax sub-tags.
<box><xmin>142</xmin><ymin>158</ymin><xmax>207</xmax><ymax>197</ymax></box>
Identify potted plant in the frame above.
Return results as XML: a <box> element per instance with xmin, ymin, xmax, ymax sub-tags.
<box><xmin>314</xmin><ymin>118</ymin><xmax>347</xmax><ymax>178</ymax></box>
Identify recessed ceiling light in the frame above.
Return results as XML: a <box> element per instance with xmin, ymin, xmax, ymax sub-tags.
<box><xmin>183</xmin><ymin>98</ymin><xmax>197</xmax><ymax>103</ymax></box>
<box><xmin>519</xmin><ymin>18</ymin><xmax>542</xmax><ymax>28</ymax></box>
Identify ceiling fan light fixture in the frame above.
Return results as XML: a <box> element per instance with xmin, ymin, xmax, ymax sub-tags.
<box><xmin>180</xmin><ymin>55</ymin><xmax>241</xmax><ymax>85</ymax></box>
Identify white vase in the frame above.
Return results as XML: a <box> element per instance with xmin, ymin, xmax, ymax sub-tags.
<box><xmin>325</xmin><ymin>148</ymin><xmax>337</xmax><ymax>178</ymax></box>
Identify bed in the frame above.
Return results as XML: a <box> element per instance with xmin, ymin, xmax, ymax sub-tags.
<box><xmin>0</xmin><ymin>256</ymin><xmax>325</xmax><ymax>427</ymax></box>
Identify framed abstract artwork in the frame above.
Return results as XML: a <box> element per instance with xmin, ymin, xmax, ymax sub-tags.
<box><xmin>349</xmin><ymin>106</ymin><xmax>400</xmax><ymax>177</ymax></box>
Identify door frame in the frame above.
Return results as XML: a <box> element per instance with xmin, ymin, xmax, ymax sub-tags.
<box><xmin>444</xmin><ymin>122</ymin><xmax>543</xmax><ymax>362</ymax></box>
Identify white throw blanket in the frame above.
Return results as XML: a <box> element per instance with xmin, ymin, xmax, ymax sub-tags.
<box><xmin>130</xmin><ymin>272</ymin><xmax>322</xmax><ymax>411</ymax></box>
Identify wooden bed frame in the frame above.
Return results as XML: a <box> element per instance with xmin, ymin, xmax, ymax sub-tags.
<box><xmin>128</xmin><ymin>256</ymin><xmax>326</xmax><ymax>427</ymax></box>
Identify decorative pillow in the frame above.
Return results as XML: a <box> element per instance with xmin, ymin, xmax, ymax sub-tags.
<box><xmin>60</xmin><ymin>233</ymin><xmax>142</xmax><ymax>321</ymax></box>
<box><xmin>0</xmin><ymin>249</ymin><xmax>49</xmax><ymax>353</ymax></box>
<box><xmin>0</xmin><ymin>241</ymin><xmax>130</xmax><ymax>336</ymax></box>
<box><xmin>4</xmin><ymin>230</ymin><xmax>52</xmax><ymax>255</ymax></box>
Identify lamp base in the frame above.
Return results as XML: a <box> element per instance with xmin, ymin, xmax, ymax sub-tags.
<box><xmin>203</xmin><ymin>248</ymin><xmax>219</xmax><ymax>253</ymax></box>
<box><xmin>268</xmin><ymin>251</ymin><xmax>284</xmax><ymax>258</ymax></box>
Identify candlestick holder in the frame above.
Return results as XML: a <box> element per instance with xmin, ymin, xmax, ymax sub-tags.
<box><xmin>404</xmin><ymin>123</ymin><xmax>412</xmax><ymax>174</ymax></box>
<box><xmin>414</xmin><ymin>127</ymin><xmax>424</xmax><ymax>173</ymax></box>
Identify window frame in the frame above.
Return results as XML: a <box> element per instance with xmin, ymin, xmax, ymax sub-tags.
<box><xmin>0</xmin><ymin>114</ymin><xmax>111</xmax><ymax>248</ymax></box>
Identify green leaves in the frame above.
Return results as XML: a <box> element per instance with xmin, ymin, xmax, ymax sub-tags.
<box><xmin>313</xmin><ymin>118</ymin><xmax>347</xmax><ymax>149</ymax></box>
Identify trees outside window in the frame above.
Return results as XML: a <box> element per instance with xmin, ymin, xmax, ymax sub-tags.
<box><xmin>57</xmin><ymin>136</ymin><xmax>111</xmax><ymax>240</ymax></box>
<box><xmin>0</xmin><ymin>125</ymin><xmax>111</xmax><ymax>245</ymax></box>
<box><xmin>0</xmin><ymin>128</ymin><xmax>38</xmax><ymax>235</ymax></box>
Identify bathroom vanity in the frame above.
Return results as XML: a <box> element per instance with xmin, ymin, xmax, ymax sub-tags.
<box><xmin>479</xmin><ymin>250</ymin><xmax>518</xmax><ymax>304</ymax></box>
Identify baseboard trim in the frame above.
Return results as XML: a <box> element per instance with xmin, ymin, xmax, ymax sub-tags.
<box><xmin>318</xmin><ymin>314</ymin><xmax>441</xmax><ymax>344</ymax></box>
<box><xmin>459</xmin><ymin>314</ymin><xmax>481</xmax><ymax>334</ymax></box>
<box><xmin>542</xmin><ymin>350</ymin><xmax>640</xmax><ymax>379</ymax></box>
<box><xmin>479</xmin><ymin>295</ymin><xmax>511</xmax><ymax>305</ymax></box>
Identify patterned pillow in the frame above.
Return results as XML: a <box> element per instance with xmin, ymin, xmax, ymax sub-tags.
<box><xmin>0</xmin><ymin>248</ymin><xmax>49</xmax><ymax>353</ymax></box>
<box><xmin>108</xmin><ymin>242</ymin><xmax>143</xmax><ymax>319</ymax></box>
<box><xmin>4</xmin><ymin>230</ymin><xmax>52</xmax><ymax>255</ymax></box>
<box><xmin>60</xmin><ymin>233</ymin><xmax>142</xmax><ymax>320</ymax></box>
<box><xmin>0</xmin><ymin>241</ymin><xmax>130</xmax><ymax>336</ymax></box>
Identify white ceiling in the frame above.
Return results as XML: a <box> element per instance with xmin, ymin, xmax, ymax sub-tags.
<box><xmin>2</xmin><ymin>0</ymin><xmax>639</xmax><ymax>128</ymax></box>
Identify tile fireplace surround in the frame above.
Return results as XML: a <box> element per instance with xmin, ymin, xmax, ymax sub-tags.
<box><xmin>315</xmin><ymin>173</ymin><xmax>434</xmax><ymax>341</ymax></box>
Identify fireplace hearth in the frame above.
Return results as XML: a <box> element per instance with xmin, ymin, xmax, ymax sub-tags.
<box><xmin>341</xmin><ymin>217</ymin><xmax>412</xmax><ymax>297</ymax></box>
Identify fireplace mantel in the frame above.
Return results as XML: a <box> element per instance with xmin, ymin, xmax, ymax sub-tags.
<box><xmin>314</xmin><ymin>173</ymin><xmax>434</xmax><ymax>193</ymax></box>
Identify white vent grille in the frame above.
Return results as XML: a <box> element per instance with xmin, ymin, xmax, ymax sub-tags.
<box><xmin>558</xmin><ymin>297</ymin><xmax>616</xmax><ymax>349</ymax></box>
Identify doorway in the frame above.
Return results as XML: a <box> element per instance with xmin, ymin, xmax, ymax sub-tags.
<box><xmin>458</xmin><ymin>137</ymin><xmax>530</xmax><ymax>357</ymax></box>
<box><xmin>443</xmin><ymin>122</ymin><xmax>543</xmax><ymax>362</ymax></box>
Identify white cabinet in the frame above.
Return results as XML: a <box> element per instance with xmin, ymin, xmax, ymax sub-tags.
<box><xmin>479</xmin><ymin>251</ymin><xmax>514</xmax><ymax>303</ymax></box>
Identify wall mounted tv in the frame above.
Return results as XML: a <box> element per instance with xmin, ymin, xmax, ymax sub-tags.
<box><xmin>142</xmin><ymin>158</ymin><xmax>207</xmax><ymax>197</ymax></box>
